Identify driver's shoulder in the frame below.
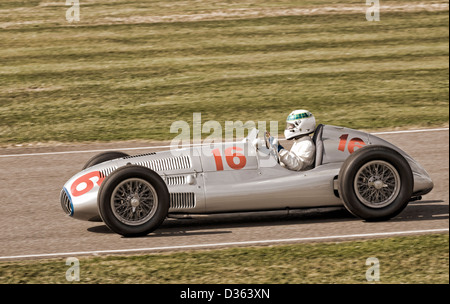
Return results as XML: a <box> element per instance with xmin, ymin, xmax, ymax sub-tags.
<box><xmin>294</xmin><ymin>135</ymin><xmax>314</xmax><ymax>145</ymax></box>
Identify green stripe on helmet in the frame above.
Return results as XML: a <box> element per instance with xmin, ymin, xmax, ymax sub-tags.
<box><xmin>287</xmin><ymin>112</ymin><xmax>311</xmax><ymax>121</ymax></box>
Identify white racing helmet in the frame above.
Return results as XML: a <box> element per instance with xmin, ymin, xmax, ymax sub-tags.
<box><xmin>284</xmin><ymin>109</ymin><xmax>316</xmax><ymax>140</ymax></box>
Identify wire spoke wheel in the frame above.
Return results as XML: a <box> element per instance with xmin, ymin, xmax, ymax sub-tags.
<box><xmin>354</xmin><ymin>160</ymin><xmax>401</xmax><ymax>209</ymax></box>
<box><xmin>339</xmin><ymin>145</ymin><xmax>413</xmax><ymax>221</ymax></box>
<box><xmin>98</xmin><ymin>165</ymin><xmax>169</xmax><ymax>237</ymax></box>
<box><xmin>110</xmin><ymin>178</ymin><xmax>158</xmax><ymax>226</ymax></box>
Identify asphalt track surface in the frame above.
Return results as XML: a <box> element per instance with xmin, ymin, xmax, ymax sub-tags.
<box><xmin>0</xmin><ymin>128</ymin><xmax>448</xmax><ymax>260</ymax></box>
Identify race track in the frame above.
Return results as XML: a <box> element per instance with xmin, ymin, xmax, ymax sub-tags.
<box><xmin>0</xmin><ymin>129</ymin><xmax>448</xmax><ymax>260</ymax></box>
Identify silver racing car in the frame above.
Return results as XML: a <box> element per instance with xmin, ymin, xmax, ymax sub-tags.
<box><xmin>60</xmin><ymin>124</ymin><xmax>433</xmax><ymax>237</ymax></box>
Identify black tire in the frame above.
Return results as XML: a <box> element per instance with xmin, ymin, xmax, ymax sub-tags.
<box><xmin>82</xmin><ymin>151</ymin><xmax>129</xmax><ymax>170</ymax></box>
<box><xmin>338</xmin><ymin>145</ymin><xmax>413</xmax><ymax>221</ymax></box>
<box><xmin>97</xmin><ymin>165</ymin><xmax>169</xmax><ymax>237</ymax></box>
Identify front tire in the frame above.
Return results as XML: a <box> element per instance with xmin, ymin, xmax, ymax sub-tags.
<box><xmin>338</xmin><ymin>145</ymin><xmax>413</xmax><ymax>221</ymax></box>
<box><xmin>97</xmin><ymin>165</ymin><xmax>169</xmax><ymax>237</ymax></box>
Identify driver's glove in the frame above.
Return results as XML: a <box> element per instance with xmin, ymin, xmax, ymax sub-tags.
<box><xmin>272</xmin><ymin>138</ymin><xmax>284</xmax><ymax>152</ymax></box>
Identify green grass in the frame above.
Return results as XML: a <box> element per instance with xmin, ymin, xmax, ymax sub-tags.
<box><xmin>0</xmin><ymin>234</ymin><xmax>448</xmax><ymax>284</ymax></box>
<box><xmin>0</xmin><ymin>1</ymin><xmax>448</xmax><ymax>145</ymax></box>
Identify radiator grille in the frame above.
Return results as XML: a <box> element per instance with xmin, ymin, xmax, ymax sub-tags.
<box><xmin>166</xmin><ymin>175</ymin><xmax>186</xmax><ymax>186</ymax></box>
<box><xmin>123</xmin><ymin>152</ymin><xmax>156</xmax><ymax>159</ymax></box>
<box><xmin>60</xmin><ymin>189</ymin><xmax>73</xmax><ymax>215</ymax></box>
<box><xmin>135</xmin><ymin>155</ymin><xmax>192</xmax><ymax>172</ymax></box>
<box><xmin>170</xmin><ymin>193</ymin><xmax>196</xmax><ymax>209</ymax></box>
<box><xmin>99</xmin><ymin>166</ymin><xmax>118</xmax><ymax>179</ymax></box>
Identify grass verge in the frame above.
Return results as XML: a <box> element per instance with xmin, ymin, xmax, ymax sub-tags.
<box><xmin>0</xmin><ymin>1</ymin><xmax>448</xmax><ymax>145</ymax></box>
<box><xmin>0</xmin><ymin>234</ymin><xmax>448</xmax><ymax>284</ymax></box>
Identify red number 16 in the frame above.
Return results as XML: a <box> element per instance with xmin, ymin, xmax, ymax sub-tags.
<box><xmin>338</xmin><ymin>134</ymin><xmax>366</xmax><ymax>154</ymax></box>
<box><xmin>212</xmin><ymin>146</ymin><xmax>247</xmax><ymax>171</ymax></box>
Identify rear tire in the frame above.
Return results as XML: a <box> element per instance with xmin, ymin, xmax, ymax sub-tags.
<box><xmin>97</xmin><ymin>165</ymin><xmax>169</xmax><ymax>237</ymax></box>
<box><xmin>338</xmin><ymin>145</ymin><xmax>413</xmax><ymax>221</ymax></box>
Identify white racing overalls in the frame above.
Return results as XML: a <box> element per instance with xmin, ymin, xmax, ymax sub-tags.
<box><xmin>279</xmin><ymin>135</ymin><xmax>315</xmax><ymax>171</ymax></box>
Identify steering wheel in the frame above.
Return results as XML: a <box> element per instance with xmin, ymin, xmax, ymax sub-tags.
<box><xmin>264</xmin><ymin>132</ymin><xmax>280</xmax><ymax>164</ymax></box>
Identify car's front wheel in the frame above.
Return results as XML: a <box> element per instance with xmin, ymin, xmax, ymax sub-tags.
<box><xmin>97</xmin><ymin>165</ymin><xmax>169</xmax><ymax>237</ymax></box>
<box><xmin>338</xmin><ymin>145</ymin><xmax>413</xmax><ymax>221</ymax></box>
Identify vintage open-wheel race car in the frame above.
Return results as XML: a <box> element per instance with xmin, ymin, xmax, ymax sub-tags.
<box><xmin>60</xmin><ymin>124</ymin><xmax>433</xmax><ymax>237</ymax></box>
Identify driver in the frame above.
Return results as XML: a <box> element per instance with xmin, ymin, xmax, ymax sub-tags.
<box><xmin>276</xmin><ymin>109</ymin><xmax>316</xmax><ymax>171</ymax></box>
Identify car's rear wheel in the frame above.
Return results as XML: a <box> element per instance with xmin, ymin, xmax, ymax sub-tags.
<box><xmin>82</xmin><ymin>151</ymin><xmax>129</xmax><ymax>170</ymax></box>
<box><xmin>338</xmin><ymin>145</ymin><xmax>413</xmax><ymax>221</ymax></box>
<box><xmin>97</xmin><ymin>165</ymin><xmax>169</xmax><ymax>237</ymax></box>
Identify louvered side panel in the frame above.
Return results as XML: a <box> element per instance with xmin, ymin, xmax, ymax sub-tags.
<box><xmin>170</xmin><ymin>193</ymin><xmax>196</xmax><ymax>209</ymax></box>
